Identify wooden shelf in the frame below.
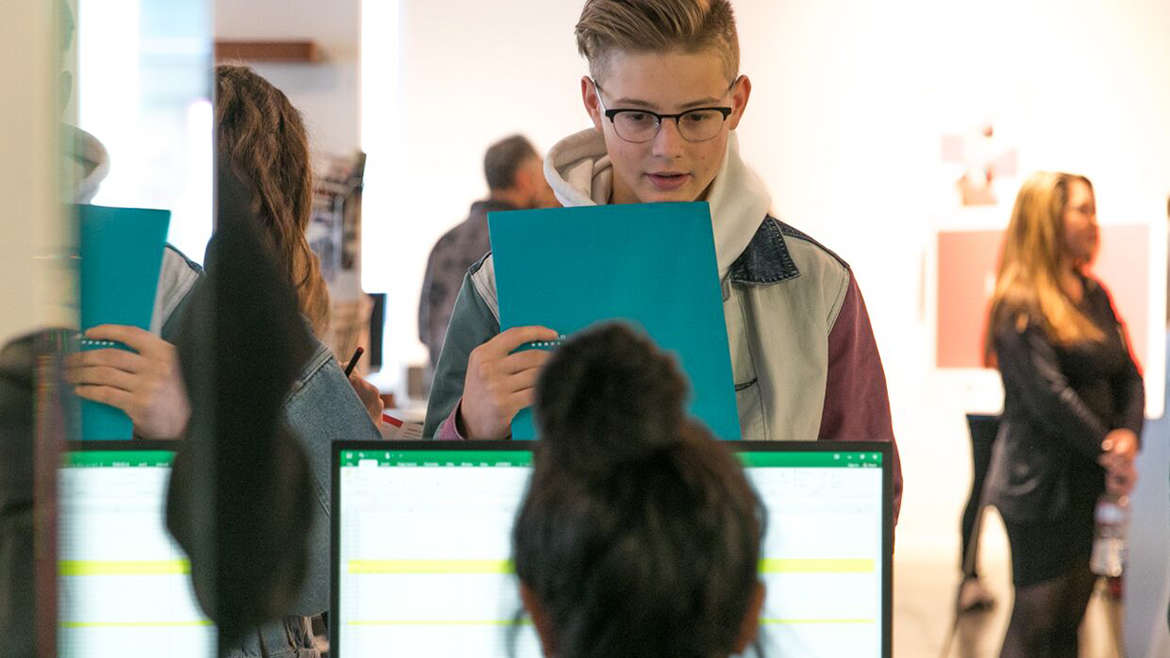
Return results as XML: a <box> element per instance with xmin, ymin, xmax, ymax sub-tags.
<box><xmin>214</xmin><ymin>40</ymin><xmax>320</xmax><ymax>63</ymax></box>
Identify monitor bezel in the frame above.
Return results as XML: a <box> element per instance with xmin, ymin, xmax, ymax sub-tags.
<box><xmin>330</xmin><ymin>440</ymin><xmax>893</xmax><ymax>658</ymax></box>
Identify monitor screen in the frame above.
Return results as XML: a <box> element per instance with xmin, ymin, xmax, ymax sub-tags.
<box><xmin>332</xmin><ymin>442</ymin><xmax>890</xmax><ymax>658</ymax></box>
<box><xmin>743</xmin><ymin>448</ymin><xmax>889</xmax><ymax>658</ymax></box>
<box><xmin>58</xmin><ymin>446</ymin><xmax>215</xmax><ymax>657</ymax></box>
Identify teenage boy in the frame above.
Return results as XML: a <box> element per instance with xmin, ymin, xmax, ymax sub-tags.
<box><xmin>423</xmin><ymin>0</ymin><xmax>902</xmax><ymax>514</ymax></box>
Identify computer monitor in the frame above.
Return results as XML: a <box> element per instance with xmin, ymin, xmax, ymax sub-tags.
<box><xmin>59</xmin><ymin>442</ymin><xmax>215</xmax><ymax>657</ymax></box>
<box><xmin>331</xmin><ymin>441</ymin><xmax>892</xmax><ymax>658</ymax></box>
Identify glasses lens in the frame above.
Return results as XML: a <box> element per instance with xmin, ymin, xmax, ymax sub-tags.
<box><xmin>677</xmin><ymin>109</ymin><xmax>725</xmax><ymax>142</ymax></box>
<box><xmin>612</xmin><ymin>111</ymin><xmax>659</xmax><ymax>142</ymax></box>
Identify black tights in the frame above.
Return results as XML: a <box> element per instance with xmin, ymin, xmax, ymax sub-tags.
<box><xmin>959</xmin><ymin>415</ymin><xmax>998</xmax><ymax>578</ymax></box>
<box><xmin>999</xmin><ymin>563</ymin><xmax>1097</xmax><ymax>658</ymax></box>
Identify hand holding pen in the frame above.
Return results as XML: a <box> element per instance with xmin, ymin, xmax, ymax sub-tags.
<box><xmin>342</xmin><ymin>346</ymin><xmax>383</xmax><ymax>426</ymax></box>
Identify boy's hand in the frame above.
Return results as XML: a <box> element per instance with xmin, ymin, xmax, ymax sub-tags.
<box><xmin>66</xmin><ymin>325</ymin><xmax>190</xmax><ymax>440</ymax></box>
<box><xmin>458</xmin><ymin>326</ymin><xmax>559</xmax><ymax>439</ymax></box>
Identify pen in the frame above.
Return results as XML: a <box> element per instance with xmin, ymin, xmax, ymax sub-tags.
<box><xmin>343</xmin><ymin>346</ymin><xmax>364</xmax><ymax>377</ymax></box>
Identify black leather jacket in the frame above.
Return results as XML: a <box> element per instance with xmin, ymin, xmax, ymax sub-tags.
<box><xmin>986</xmin><ymin>277</ymin><xmax>1144</xmax><ymax>523</ymax></box>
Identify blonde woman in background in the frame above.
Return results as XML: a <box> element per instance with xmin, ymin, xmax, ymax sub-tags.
<box><xmin>985</xmin><ymin>171</ymin><xmax>1142</xmax><ymax>657</ymax></box>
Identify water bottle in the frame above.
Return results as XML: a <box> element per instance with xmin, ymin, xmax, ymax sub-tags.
<box><xmin>1089</xmin><ymin>493</ymin><xmax>1129</xmax><ymax>577</ymax></box>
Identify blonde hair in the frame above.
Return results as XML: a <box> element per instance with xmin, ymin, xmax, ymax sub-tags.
<box><xmin>987</xmin><ymin>171</ymin><xmax>1102</xmax><ymax>357</ymax></box>
<box><xmin>575</xmin><ymin>0</ymin><xmax>740</xmax><ymax>83</ymax></box>
<box><xmin>215</xmin><ymin>65</ymin><xmax>331</xmax><ymax>337</ymax></box>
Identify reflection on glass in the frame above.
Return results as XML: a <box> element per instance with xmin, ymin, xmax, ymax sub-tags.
<box><xmin>61</xmin><ymin>1</ymin><xmax>215</xmax><ymax>656</ymax></box>
<box><xmin>58</xmin><ymin>447</ymin><xmax>215</xmax><ymax>656</ymax></box>
<box><xmin>76</xmin><ymin>0</ymin><xmax>212</xmax><ymax>262</ymax></box>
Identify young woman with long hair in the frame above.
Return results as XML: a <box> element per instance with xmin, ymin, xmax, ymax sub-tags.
<box><xmin>67</xmin><ymin>65</ymin><xmax>382</xmax><ymax>657</ymax></box>
<box><xmin>985</xmin><ymin>171</ymin><xmax>1142</xmax><ymax>657</ymax></box>
<box><xmin>214</xmin><ymin>64</ymin><xmax>331</xmax><ymax>337</ymax></box>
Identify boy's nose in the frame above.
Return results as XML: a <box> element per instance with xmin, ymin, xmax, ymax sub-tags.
<box><xmin>650</xmin><ymin>118</ymin><xmax>686</xmax><ymax>158</ymax></box>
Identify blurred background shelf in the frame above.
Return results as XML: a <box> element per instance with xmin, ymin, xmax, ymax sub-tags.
<box><xmin>214</xmin><ymin>39</ymin><xmax>319</xmax><ymax>62</ymax></box>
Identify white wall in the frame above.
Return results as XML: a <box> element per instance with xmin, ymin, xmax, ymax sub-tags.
<box><xmin>730</xmin><ymin>0</ymin><xmax>1170</xmax><ymax>554</ymax></box>
<box><xmin>361</xmin><ymin>6</ymin><xmax>1170</xmax><ymax>647</ymax></box>
<box><xmin>731</xmin><ymin>5</ymin><xmax>1170</xmax><ymax>652</ymax></box>
<box><xmin>215</xmin><ymin>0</ymin><xmax>362</xmax><ymax>157</ymax></box>
<box><xmin>77</xmin><ymin>0</ymin><xmax>213</xmax><ymax>265</ymax></box>
<box><xmin>365</xmin><ymin>0</ymin><xmax>1170</xmax><ymax>409</ymax></box>
<box><xmin>361</xmin><ymin>0</ymin><xmax>588</xmax><ymax>388</ymax></box>
<box><xmin>0</xmin><ymin>0</ymin><xmax>72</xmax><ymax>345</ymax></box>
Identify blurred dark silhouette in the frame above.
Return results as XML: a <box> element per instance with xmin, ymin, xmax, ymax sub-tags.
<box><xmin>165</xmin><ymin>151</ymin><xmax>317</xmax><ymax>650</ymax></box>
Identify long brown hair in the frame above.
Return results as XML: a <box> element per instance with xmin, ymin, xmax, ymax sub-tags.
<box><xmin>215</xmin><ymin>65</ymin><xmax>330</xmax><ymax>336</ymax></box>
<box><xmin>986</xmin><ymin>171</ymin><xmax>1103</xmax><ymax>362</ymax></box>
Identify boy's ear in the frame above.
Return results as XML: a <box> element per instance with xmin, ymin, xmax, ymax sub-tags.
<box><xmin>580</xmin><ymin>76</ymin><xmax>604</xmax><ymax>133</ymax></box>
<box><xmin>727</xmin><ymin>75</ymin><xmax>752</xmax><ymax>131</ymax></box>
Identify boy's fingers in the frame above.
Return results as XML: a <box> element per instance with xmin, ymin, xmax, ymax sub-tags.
<box><xmin>508</xmin><ymin>388</ymin><xmax>536</xmax><ymax>413</ymax></box>
<box><xmin>72</xmin><ymin>348</ymin><xmax>146</xmax><ymax>373</ymax></box>
<box><xmin>488</xmin><ymin>326</ymin><xmax>559</xmax><ymax>357</ymax></box>
<box><xmin>66</xmin><ymin>365</ymin><xmax>136</xmax><ymax>392</ymax></box>
<box><xmin>497</xmin><ymin>349</ymin><xmax>552</xmax><ymax>375</ymax></box>
<box><xmin>85</xmin><ymin>325</ymin><xmax>159</xmax><ymax>354</ymax></box>
<box><xmin>504</xmin><ymin>368</ymin><xmax>543</xmax><ymax>394</ymax></box>
<box><xmin>74</xmin><ymin>384</ymin><xmax>134</xmax><ymax>413</ymax></box>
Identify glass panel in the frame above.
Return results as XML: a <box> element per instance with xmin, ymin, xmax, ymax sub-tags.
<box><xmin>76</xmin><ymin>0</ymin><xmax>212</xmax><ymax>262</ymax></box>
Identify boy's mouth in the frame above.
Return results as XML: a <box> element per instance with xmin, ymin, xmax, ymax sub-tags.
<box><xmin>646</xmin><ymin>172</ymin><xmax>691</xmax><ymax>191</ymax></box>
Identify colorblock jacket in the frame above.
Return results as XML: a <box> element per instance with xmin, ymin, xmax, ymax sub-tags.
<box><xmin>423</xmin><ymin>129</ymin><xmax>903</xmax><ymax>518</ymax></box>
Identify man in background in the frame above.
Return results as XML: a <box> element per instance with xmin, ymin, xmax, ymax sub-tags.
<box><xmin>418</xmin><ymin>135</ymin><xmax>557</xmax><ymax>369</ymax></box>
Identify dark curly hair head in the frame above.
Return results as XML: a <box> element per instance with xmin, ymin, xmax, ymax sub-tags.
<box><xmin>513</xmin><ymin>322</ymin><xmax>766</xmax><ymax>658</ymax></box>
<box><xmin>534</xmin><ymin>322</ymin><xmax>688</xmax><ymax>474</ymax></box>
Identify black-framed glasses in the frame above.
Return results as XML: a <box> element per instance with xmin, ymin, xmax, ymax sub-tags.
<box><xmin>591</xmin><ymin>78</ymin><xmax>737</xmax><ymax>143</ymax></box>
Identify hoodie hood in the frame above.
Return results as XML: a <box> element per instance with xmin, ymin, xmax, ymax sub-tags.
<box><xmin>544</xmin><ymin>128</ymin><xmax>772</xmax><ymax>278</ymax></box>
<box><xmin>66</xmin><ymin>125</ymin><xmax>109</xmax><ymax>204</ymax></box>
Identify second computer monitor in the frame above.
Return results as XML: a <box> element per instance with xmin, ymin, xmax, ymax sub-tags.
<box><xmin>332</xmin><ymin>441</ymin><xmax>892</xmax><ymax>657</ymax></box>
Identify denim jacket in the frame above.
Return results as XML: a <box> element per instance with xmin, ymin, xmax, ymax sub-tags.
<box><xmin>158</xmin><ymin>245</ymin><xmax>380</xmax><ymax>657</ymax></box>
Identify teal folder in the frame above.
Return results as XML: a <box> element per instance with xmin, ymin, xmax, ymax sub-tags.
<box><xmin>78</xmin><ymin>204</ymin><xmax>171</xmax><ymax>440</ymax></box>
<box><xmin>488</xmin><ymin>202</ymin><xmax>740</xmax><ymax>440</ymax></box>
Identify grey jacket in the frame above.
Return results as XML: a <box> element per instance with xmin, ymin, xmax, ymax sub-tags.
<box><xmin>418</xmin><ymin>199</ymin><xmax>517</xmax><ymax>368</ymax></box>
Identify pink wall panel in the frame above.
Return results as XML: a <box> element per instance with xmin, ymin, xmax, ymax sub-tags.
<box><xmin>936</xmin><ymin>231</ymin><xmax>1001</xmax><ymax>368</ymax></box>
<box><xmin>936</xmin><ymin>225</ymin><xmax>1149</xmax><ymax>370</ymax></box>
<box><xmin>1088</xmin><ymin>225</ymin><xmax>1149</xmax><ymax>372</ymax></box>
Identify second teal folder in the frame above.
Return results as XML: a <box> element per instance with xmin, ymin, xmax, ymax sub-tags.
<box><xmin>78</xmin><ymin>204</ymin><xmax>171</xmax><ymax>440</ymax></box>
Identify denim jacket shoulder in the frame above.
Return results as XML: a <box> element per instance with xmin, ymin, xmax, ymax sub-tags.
<box><xmin>156</xmin><ymin>244</ymin><xmax>379</xmax><ymax>619</ymax></box>
<box><xmin>281</xmin><ymin>337</ymin><xmax>380</xmax><ymax>616</ymax></box>
<box><xmin>728</xmin><ymin>215</ymin><xmax>849</xmax><ymax>286</ymax></box>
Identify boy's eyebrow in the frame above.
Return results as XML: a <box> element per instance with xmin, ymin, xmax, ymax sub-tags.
<box><xmin>678</xmin><ymin>96</ymin><xmax>725</xmax><ymax>109</ymax></box>
<box><xmin>611</xmin><ymin>95</ymin><xmax>726</xmax><ymax>110</ymax></box>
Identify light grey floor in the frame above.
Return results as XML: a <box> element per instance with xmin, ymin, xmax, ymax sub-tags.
<box><xmin>894</xmin><ymin>509</ymin><xmax>1125</xmax><ymax>658</ymax></box>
